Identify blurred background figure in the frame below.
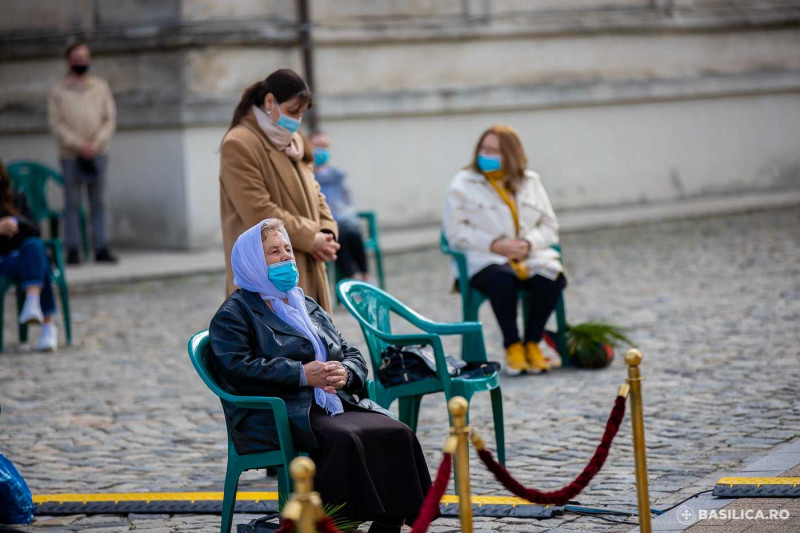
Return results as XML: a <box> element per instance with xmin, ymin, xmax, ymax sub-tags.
<box><xmin>47</xmin><ymin>41</ymin><xmax>117</xmax><ymax>266</ymax></box>
<box><xmin>0</xmin><ymin>160</ymin><xmax>58</xmax><ymax>351</ymax></box>
<box><xmin>219</xmin><ymin>69</ymin><xmax>339</xmax><ymax>312</ymax></box>
<box><xmin>443</xmin><ymin>125</ymin><xmax>565</xmax><ymax>376</ymax></box>
<box><xmin>310</xmin><ymin>131</ymin><xmax>369</xmax><ymax>282</ymax></box>
<box><xmin>2</xmin><ymin>3</ymin><xmax>796</xmax><ymax>254</ymax></box>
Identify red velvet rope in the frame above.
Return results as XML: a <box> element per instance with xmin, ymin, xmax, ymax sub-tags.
<box><xmin>477</xmin><ymin>395</ymin><xmax>626</xmax><ymax>506</ymax></box>
<box><xmin>409</xmin><ymin>451</ymin><xmax>453</xmax><ymax>533</ymax></box>
<box><xmin>276</xmin><ymin>518</ymin><xmax>296</xmax><ymax>533</ymax></box>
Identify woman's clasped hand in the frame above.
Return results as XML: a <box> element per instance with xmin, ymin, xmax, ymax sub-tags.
<box><xmin>304</xmin><ymin>360</ymin><xmax>348</xmax><ymax>393</ymax></box>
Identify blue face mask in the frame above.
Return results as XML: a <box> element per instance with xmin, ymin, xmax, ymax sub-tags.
<box><xmin>273</xmin><ymin>102</ymin><xmax>302</xmax><ymax>133</ymax></box>
<box><xmin>313</xmin><ymin>147</ymin><xmax>329</xmax><ymax>167</ymax></box>
<box><xmin>267</xmin><ymin>259</ymin><xmax>299</xmax><ymax>292</ymax></box>
<box><xmin>477</xmin><ymin>153</ymin><xmax>502</xmax><ymax>173</ymax></box>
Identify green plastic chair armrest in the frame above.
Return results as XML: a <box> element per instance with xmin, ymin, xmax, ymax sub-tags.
<box><xmin>362</xmin><ymin>326</ymin><xmax>438</xmax><ymax>348</ymax></box>
<box><xmin>215</xmin><ymin>393</ymin><xmax>291</xmax><ymax>427</ymax></box>
<box><xmin>219</xmin><ymin>394</ymin><xmax>296</xmax><ymax>459</ymax></box>
<box><xmin>413</xmin><ymin>319</ymin><xmax>482</xmax><ymax>336</ymax></box>
<box><xmin>385</xmin><ymin>300</ymin><xmax>482</xmax><ymax>336</ymax></box>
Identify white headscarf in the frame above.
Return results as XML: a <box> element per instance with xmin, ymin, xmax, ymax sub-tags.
<box><xmin>231</xmin><ymin>220</ymin><xmax>343</xmax><ymax>416</ymax></box>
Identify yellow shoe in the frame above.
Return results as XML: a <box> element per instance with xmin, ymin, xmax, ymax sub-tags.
<box><xmin>525</xmin><ymin>342</ymin><xmax>550</xmax><ymax>373</ymax></box>
<box><xmin>504</xmin><ymin>342</ymin><xmax>529</xmax><ymax>376</ymax></box>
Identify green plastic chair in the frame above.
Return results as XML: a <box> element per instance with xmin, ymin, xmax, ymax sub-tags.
<box><xmin>337</xmin><ymin>280</ymin><xmax>505</xmax><ymax>465</ymax></box>
<box><xmin>187</xmin><ymin>330</ymin><xmax>298</xmax><ymax>533</ymax></box>
<box><xmin>0</xmin><ymin>237</ymin><xmax>72</xmax><ymax>351</ymax></box>
<box><xmin>5</xmin><ymin>161</ymin><xmax>90</xmax><ymax>258</ymax></box>
<box><xmin>327</xmin><ymin>211</ymin><xmax>386</xmax><ymax>302</ymax></box>
<box><xmin>440</xmin><ymin>233</ymin><xmax>571</xmax><ymax>366</ymax></box>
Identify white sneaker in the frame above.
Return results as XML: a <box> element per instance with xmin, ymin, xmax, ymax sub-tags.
<box><xmin>19</xmin><ymin>296</ymin><xmax>44</xmax><ymax>325</ymax></box>
<box><xmin>36</xmin><ymin>323</ymin><xmax>58</xmax><ymax>352</ymax></box>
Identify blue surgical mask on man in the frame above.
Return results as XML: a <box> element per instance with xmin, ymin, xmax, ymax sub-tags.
<box><xmin>477</xmin><ymin>153</ymin><xmax>502</xmax><ymax>173</ymax></box>
<box><xmin>267</xmin><ymin>260</ymin><xmax>299</xmax><ymax>292</ymax></box>
<box><xmin>313</xmin><ymin>147</ymin><xmax>329</xmax><ymax>167</ymax></box>
<box><xmin>273</xmin><ymin>101</ymin><xmax>302</xmax><ymax>133</ymax></box>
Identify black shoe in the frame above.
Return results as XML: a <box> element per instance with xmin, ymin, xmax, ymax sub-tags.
<box><xmin>67</xmin><ymin>248</ymin><xmax>81</xmax><ymax>266</ymax></box>
<box><xmin>95</xmin><ymin>248</ymin><xmax>118</xmax><ymax>264</ymax></box>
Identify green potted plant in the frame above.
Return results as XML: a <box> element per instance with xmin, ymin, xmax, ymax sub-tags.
<box><xmin>566</xmin><ymin>321</ymin><xmax>633</xmax><ymax>369</ymax></box>
<box><xmin>324</xmin><ymin>503</ymin><xmax>363</xmax><ymax>533</ymax></box>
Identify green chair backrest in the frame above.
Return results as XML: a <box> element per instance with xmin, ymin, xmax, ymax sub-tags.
<box><xmin>335</xmin><ymin>282</ymin><xmax>394</xmax><ymax>372</ymax></box>
<box><xmin>5</xmin><ymin>161</ymin><xmax>62</xmax><ymax>222</ymax></box>
<box><xmin>188</xmin><ymin>330</ymin><xmax>241</xmax><ymax>405</ymax></box>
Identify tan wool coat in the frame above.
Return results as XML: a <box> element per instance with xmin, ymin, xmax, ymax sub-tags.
<box><xmin>219</xmin><ymin>110</ymin><xmax>338</xmax><ymax>312</ymax></box>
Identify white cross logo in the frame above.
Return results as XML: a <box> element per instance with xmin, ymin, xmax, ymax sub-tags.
<box><xmin>677</xmin><ymin>505</ymin><xmax>697</xmax><ymax>525</ymax></box>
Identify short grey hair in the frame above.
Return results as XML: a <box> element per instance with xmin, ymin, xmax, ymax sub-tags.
<box><xmin>260</xmin><ymin>219</ymin><xmax>286</xmax><ymax>241</ymax></box>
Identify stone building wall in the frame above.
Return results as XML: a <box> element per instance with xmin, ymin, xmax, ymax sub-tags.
<box><xmin>1</xmin><ymin>1</ymin><xmax>798</xmax><ymax>248</ymax></box>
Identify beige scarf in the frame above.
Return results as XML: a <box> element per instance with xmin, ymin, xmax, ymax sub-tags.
<box><xmin>252</xmin><ymin>105</ymin><xmax>304</xmax><ymax>162</ymax></box>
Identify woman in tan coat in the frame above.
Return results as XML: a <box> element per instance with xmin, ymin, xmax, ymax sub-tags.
<box><xmin>219</xmin><ymin>69</ymin><xmax>339</xmax><ymax>311</ymax></box>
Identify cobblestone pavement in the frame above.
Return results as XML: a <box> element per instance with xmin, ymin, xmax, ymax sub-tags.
<box><xmin>1</xmin><ymin>208</ymin><xmax>799</xmax><ymax>533</ymax></box>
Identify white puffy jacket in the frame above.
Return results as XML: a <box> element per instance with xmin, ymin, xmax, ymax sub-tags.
<box><xmin>443</xmin><ymin>168</ymin><xmax>563</xmax><ymax>280</ymax></box>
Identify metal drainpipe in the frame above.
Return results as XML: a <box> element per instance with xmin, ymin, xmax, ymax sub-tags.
<box><xmin>297</xmin><ymin>0</ymin><xmax>318</xmax><ymax>132</ymax></box>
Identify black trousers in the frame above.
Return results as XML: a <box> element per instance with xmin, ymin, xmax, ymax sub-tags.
<box><xmin>309</xmin><ymin>404</ymin><xmax>431</xmax><ymax>526</ymax></box>
<box><xmin>470</xmin><ymin>263</ymin><xmax>566</xmax><ymax>348</ymax></box>
<box><xmin>336</xmin><ymin>219</ymin><xmax>369</xmax><ymax>278</ymax></box>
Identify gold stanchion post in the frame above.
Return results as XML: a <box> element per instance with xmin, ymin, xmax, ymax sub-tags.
<box><xmin>281</xmin><ymin>456</ymin><xmax>323</xmax><ymax>533</ymax></box>
<box><xmin>626</xmin><ymin>349</ymin><xmax>652</xmax><ymax>533</ymax></box>
<box><xmin>448</xmin><ymin>396</ymin><xmax>474</xmax><ymax>533</ymax></box>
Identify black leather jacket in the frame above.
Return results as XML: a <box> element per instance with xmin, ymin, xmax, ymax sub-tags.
<box><xmin>209</xmin><ymin>289</ymin><xmax>378</xmax><ymax>454</ymax></box>
<box><xmin>0</xmin><ymin>189</ymin><xmax>40</xmax><ymax>257</ymax></box>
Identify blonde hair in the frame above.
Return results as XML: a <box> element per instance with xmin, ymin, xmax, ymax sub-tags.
<box><xmin>470</xmin><ymin>125</ymin><xmax>528</xmax><ymax>193</ymax></box>
<box><xmin>260</xmin><ymin>219</ymin><xmax>286</xmax><ymax>241</ymax></box>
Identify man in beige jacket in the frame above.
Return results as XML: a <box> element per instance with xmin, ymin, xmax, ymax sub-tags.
<box><xmin>48</xmin><ymin>42</ymin><xmax>117</xmax><ymax>265</ymax></box>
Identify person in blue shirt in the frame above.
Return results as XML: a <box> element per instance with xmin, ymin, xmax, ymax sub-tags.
<box><xmin>309</xmin><ymin>131</ymin><xmax>369</xmax><ymax>281</ymax></box>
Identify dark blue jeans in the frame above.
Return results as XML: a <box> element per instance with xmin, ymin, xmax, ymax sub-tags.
<box><xmin>0</xmin><ymin>238</ymin><xmax>56</xmax><ymax>316</ymax></box>
<box><xmin>336</xmin><ymin>218</ymin><xmax>368</xmax><ymax>278</ymax></box>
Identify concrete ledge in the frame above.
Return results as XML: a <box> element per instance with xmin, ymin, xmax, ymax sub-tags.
<box><xmin>66</xmin><ymin>248</ymin><xmax>225</xmax><ymax>291</ymax></box>
<box><xmin>318</xmin><ymin>71</ymin><xmax>800</xmax><ymax>121</ymax></box>
<box><xmin>4</xmin><ymin>71</ymin><xmax>799</xmax><ymax>132</ymax></box>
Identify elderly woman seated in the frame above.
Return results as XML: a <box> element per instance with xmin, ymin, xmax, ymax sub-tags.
<box><xmin>209</xmin><ymin>219</ymin><xmax>431</xmax><ymax>533</ymax></box>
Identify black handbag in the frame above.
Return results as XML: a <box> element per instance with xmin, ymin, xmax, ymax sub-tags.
<box><xmin>236</xmin><ymin>513</ymin><xmax>281</xmax><ymax>532</ymax></box>
<box><xmin>377</xmin><ymin>344</ymin><xmax>500</xmax><ymax>386</ymax></box>
<box><xmin>377</xmin><ymin>344</ymin><xmax>465</xmax><ymax>386</ymax></box>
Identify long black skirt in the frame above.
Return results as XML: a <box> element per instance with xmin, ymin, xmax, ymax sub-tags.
<box><xmin>309</xmin><ymin>403</ymin><xmax>432</xmax><ymax>525</ymax></box>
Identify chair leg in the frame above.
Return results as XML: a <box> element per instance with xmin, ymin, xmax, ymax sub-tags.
<box><xmin>56</xmin><ymin>277</ymin><xmax>72</xmax><ymax>345</ymax></box>
<box><xmin>220</xmin><ymin>462</ymin><xmax>241</xmax><ymax>533</ymax></box>
<box><xmin>554</xmin><ymin>294</ymin><xmax>569</xmax><ymax>366</ymax></box>
<box><xmin>463</xmin><ymin>296</ymin><xmax>480</xmax><ymax>323</ymax></box>
<box><xmin>16</xmin><ymin>286</ymin><xmax>28</xmax><ymax>344</ymax></box>
<box><xmin>373</xmin><ymin>248</ymin><xmax>386</xmax><ymax>290</ymax></box>
<box><xmin>490</xmin><ymin>387</ymin><xmax>506</xmax><ymax>466</ymax></box>
<box><xmin>398</xmin><ymin>395</ymin><xmax>422</xmax><ymax>433</ymax></box>
<box><xmin>276</xmin><ymin>465</ymin><xmax>292</xmax><ymax>510</ymax></box>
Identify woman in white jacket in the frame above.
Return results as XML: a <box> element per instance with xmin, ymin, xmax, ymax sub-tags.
<box><xmin>443</xmin><ymin>125</ymin><xmax>565</xmax><ymax>375</ymax></box>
